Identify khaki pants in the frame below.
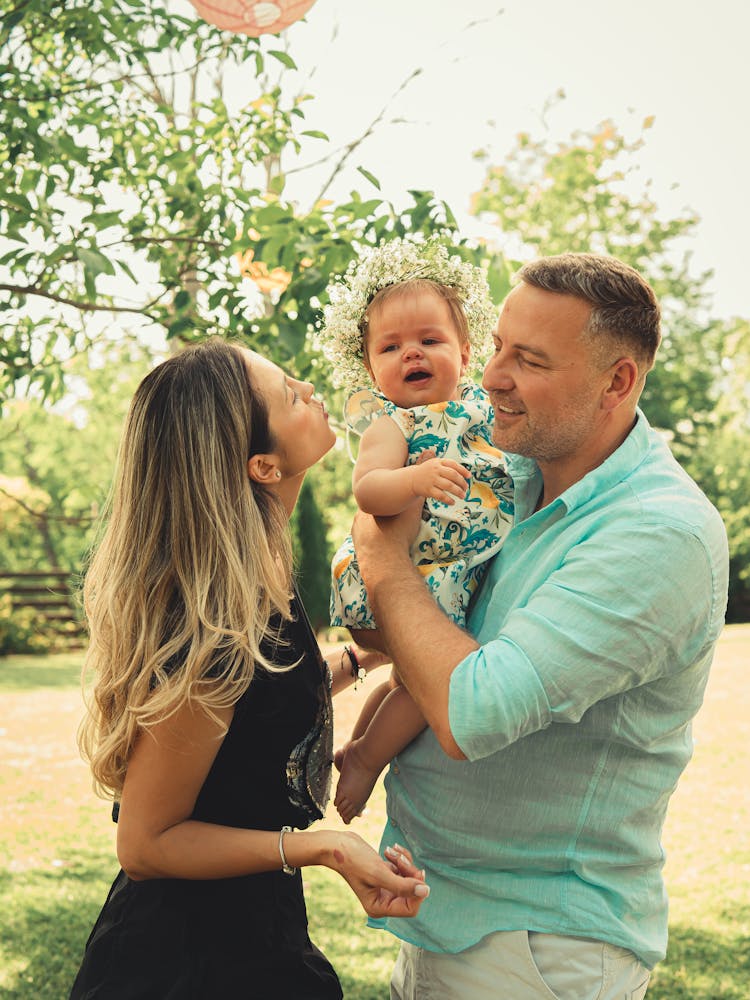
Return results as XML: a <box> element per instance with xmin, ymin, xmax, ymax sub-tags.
<box><xmin>391</xmin><ymin>930</ymin><xmax>651</xmax><ymax>1000</ymax></box>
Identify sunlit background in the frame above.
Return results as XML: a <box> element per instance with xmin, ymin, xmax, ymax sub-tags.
<box><xmin>224</xmin><ymin>0</ymin><xmax>748</xmax><ymax>318</ymax></box>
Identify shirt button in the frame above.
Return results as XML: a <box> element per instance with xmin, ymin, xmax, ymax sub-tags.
<box><xmin>392</xmin><ymin>763</ymin><xmax>400</xmax><ymax>774</ymax></box>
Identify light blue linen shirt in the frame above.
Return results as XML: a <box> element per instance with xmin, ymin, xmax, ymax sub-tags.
<box><xmin>370</xmin><ymin>410</ymin><xmax>728</xmax><ymax>968</ymax></box>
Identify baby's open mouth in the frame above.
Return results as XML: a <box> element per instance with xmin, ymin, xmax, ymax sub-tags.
<box><xmin>405</xmin><ymin>371</ymin><xmax>431</xmax><ymax>382</ymax></box>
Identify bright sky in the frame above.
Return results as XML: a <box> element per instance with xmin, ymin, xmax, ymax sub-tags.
<box><xmin>260</xmin><ymin>0</ymin><xmax>749</xmax><ymax>319</ymax></box>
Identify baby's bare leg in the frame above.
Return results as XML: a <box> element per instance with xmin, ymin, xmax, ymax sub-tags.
<box><xmin>334</xmin><ymin>679</ymin><xmax>392</xmax><ymax>771</ymax></box>
<box><xmin>334</xmin><ymin>684</ymin><xmax>427</xmax><ymax>824</ymax></box>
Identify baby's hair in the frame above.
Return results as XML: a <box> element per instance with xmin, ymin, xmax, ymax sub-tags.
<box><xmin>360</xmin><ymin>279</ymin><xmax>470</xmax><ymax>346</ymax></box>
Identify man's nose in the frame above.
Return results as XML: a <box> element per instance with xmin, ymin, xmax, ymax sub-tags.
<box><xmin>482</xmin><ymin>351</ymin><xmax>514</xmax><ymax>391</ymax></box>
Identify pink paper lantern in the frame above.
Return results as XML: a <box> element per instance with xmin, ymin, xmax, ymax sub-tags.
<box><xmin>189</xmin><ymin>0</ymin><xmax>318</xmax><ymax>36</ymax></box>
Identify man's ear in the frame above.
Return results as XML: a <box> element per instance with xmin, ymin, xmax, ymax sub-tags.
<box><xmin>247</xmin><ymin>454</ymin><xmax>281</xmax><ymax>484</ymax></box>
<box><xmin>602</xmin><ymin>357</ymin><xmax>639</xmax><ymax>411</ymax></box>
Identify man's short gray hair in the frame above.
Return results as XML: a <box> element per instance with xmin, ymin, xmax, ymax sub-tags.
<box><xmin>517</xmin><ymin>253</ymin><xmax>661</xmax><ymax>369</ymax></box>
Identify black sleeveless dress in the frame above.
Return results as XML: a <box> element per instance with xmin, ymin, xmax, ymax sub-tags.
<box><xmin>69</xmin><ymin>595</ymin><xmax>342</xmax><ymax>999</ymax></box>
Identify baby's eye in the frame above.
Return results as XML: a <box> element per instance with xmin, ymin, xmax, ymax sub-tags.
<box><xmin>381</xmin><ymin>344</ymin><xmax>398</xmax><ymax>353</ymax></box>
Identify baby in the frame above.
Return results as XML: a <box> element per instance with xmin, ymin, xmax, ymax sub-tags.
<box><xmin>318</xmin><ymin>238</ymin><xmax>514</xmax><ymax>822</ymax></box>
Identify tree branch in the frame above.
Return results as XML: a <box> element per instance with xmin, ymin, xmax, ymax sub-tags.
<box><xmin>0</xmin><ymin>283</ymin><xmax>165</xmax><ymax>317</ymax></box>
<box><xmin>0</xmin><ymin>485</ymin><xmax>96</xmax><ymax>527</ymax></box>
<box><xmin>312</xmin><ymin>68</ymin><xmax>422</xmax><ymax>205</ymax></box>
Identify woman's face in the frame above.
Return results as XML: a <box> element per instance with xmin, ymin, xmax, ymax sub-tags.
<box><xmin>242</xmin><ymin>349</ymin><xmax>336</xmax><ymax>480</ymax></box>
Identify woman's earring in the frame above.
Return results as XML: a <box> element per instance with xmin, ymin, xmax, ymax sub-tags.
<box><xmin>275</xmin><ymin>470</ymin><xmax>282</xmax><ymax>479</ymax></box>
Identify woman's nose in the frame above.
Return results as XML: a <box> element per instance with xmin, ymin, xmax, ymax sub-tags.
<box><xmin>297</xmin><ymin>379</ymin><xmax>315</xmax><ymax>401</ymax></box>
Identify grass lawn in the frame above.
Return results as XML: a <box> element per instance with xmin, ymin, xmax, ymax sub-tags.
<box><xmin>1</xmin><ymin>627</ymin><xmax>748</xmax><ymax>998</ymax></box>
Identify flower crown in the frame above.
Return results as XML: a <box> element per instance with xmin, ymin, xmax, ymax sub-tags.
<box><xmin>315</xmin><ymin>236</ymin><xmax>498</xmax><ymax>389</ymax></box>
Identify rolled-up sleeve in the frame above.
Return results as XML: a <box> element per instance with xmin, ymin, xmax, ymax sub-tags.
<box><xmin>449</xmin><ymin>639</ymin><xmax>551</xmax><ymax>760</ymax></box>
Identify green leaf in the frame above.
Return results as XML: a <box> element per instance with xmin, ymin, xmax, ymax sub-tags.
<box><xmin>78</xmin><ymin>248</ymin><xmax>116</xmax><ymax>277</ymax></box>
<box><xmin>166</xmin><ymin>316</ymin><xmax>195</xmax><ymax>339</ymax></box>
<box><xmin>83</xmin><ymin>268</ymin><xmax>97</xmax><ymax>300</ymax></box>
<box><xmin>302</xmin><ymin>130</ymin><xmax>329</xmax><ymax>141</ymax></box>
<box><xmin>356</xmin><ymin>166</ymin><xmax>381</xmax><ymax>190</ymax></box>
<box><xmin>114</xmin><ymin>259</ymin><xmax>137</xmax><ymax>283</ymax></box>
<box><xmin>268</xmin><ymin>50</ymin><xmax>297</xmax><ymax>70</ymax></box>
<box><xmin>82</xmin><ymin>211</ymin><xmax>123</xmax><ymax>230</ymax></box>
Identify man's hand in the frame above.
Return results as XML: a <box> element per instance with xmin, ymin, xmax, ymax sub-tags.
<box><xmin>353</xmin><ymin>449</ymin><xmax>443</xmax><ymax>576</ymax></box>
<box><xmin>352</xmin><ymin>501</ymin><xmax>422</xmax><ymax>584</ymax></box>
<box><xmin>409</xmin><ymin>457</ymin><xmax>470</xmax><ymax>505</ymax></box>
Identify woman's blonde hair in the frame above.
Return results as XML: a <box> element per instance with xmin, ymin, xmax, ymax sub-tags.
<box><xmin>78</xmin><ymin>339</ymin><xmax>293</xmax><ymax>799</ymax></box>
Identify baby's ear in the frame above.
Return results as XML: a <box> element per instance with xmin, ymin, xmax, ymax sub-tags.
<box><xmin>460</xmin><ymin>340</ymin><xmax>471</xmax><ymax>374</ymax></box>
<box><xmin>364</xmin><ymin>361</ymin><xmax>379</xmax><ymax>391</ymax></box>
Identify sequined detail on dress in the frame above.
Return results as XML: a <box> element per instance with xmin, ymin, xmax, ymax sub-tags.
<box><xmin>285</xmin><ymin>617</ymin><xmax>333</xmax><ymax>822</ymax></box>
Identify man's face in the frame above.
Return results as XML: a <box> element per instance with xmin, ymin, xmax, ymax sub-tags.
<box><xmin>482</xmin><ymin>282</ymin><xmax>610</xmax><ymax>464</ymax></box>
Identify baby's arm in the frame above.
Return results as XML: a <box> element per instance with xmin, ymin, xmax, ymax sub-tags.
<box><xmin>354</xmin><ymin>416</ymin><xmax>470</xmax><ymax>516</ymax></box>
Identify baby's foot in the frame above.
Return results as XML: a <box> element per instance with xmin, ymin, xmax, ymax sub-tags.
<box><xmin>333</xmin><ymin>741</ymin><xmax>351</xmax><ymax>772</ymax></box>
<box><xmin>334</xmin><ymin>740</ymin><xmax>381</xmax><ymax>824</ymax></box>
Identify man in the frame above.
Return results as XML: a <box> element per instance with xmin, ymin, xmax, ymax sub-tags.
<box><xmin>352</xmin><ymin>253</ymin><xmax>729</xmax><ymax>999</ymax></box>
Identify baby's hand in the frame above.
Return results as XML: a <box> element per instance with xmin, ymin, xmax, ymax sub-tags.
<box><xmin>408</xmin><ymin>457</ymin><xmax>470</xmax><ymax>504</ymax></box>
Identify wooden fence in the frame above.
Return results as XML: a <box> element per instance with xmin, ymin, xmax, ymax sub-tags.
<box><xmin>0</xmin><ymin>569</ymin><xmax>86</xmax><ymax>650</ymax></box>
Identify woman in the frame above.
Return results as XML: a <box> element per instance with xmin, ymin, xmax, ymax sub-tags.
<box><xmin>70</xmin><ymin>339</ymin><xmax>428</xmax><ymax>999</ymax></box>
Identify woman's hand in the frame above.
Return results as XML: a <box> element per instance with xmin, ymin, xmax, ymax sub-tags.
<box><xmin>325</xmin><ymin>831</ymin><xmax>429</xmax><ymax>918</ymax></box>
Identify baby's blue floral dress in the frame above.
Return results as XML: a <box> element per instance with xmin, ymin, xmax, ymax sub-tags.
<box><xmin>330</xmin><ymin>381</ymin><xmax>514</xmax><ymax>629</ymax></box>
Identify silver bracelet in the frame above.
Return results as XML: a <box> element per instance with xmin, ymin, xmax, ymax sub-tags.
<box><xmin>279</xmin><ymin>825</ymin><xmax>296</xmax><ymax>875</ymax></box>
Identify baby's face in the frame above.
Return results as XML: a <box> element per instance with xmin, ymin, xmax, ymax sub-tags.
<box><xmin>365</xmin><ymin>288</ymin><xmax>470</xmax><ymax>408</ymax></box>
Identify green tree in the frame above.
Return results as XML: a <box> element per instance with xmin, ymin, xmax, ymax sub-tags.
<box><xmin>471</xmin><ymin>113</ymin><xmax>750</xmax><ymax>616</ymax></box>
<box><xmin>471</xmin><ymin>116</ymin><xmax>720</xmax><ymax>428</ymax></box>
<box><xmin>0</xmin><ymin>339</ymin><xmax>152</xmax><ymax>574</ymax></box>
<box><xmin>290</xmin><ymin>477</ymin><xmax>332</xmax><ymax>633</ymax></box>
<box><xmin>1</xmin><ymin>0</ymin><xmax>458</xmax><ymax>406</ymax></box>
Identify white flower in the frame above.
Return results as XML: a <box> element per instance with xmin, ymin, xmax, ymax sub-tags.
<box><xmin>314</xmin><ymin>236</ymin><xmax>498</xmax><ymax>389</ymax></box>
